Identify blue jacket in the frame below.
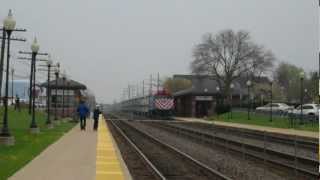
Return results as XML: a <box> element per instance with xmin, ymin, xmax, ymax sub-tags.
<box><xmin>77</xmin><ymin>103</ymin><xmax>89</xmax><ymax>118</ymax></box>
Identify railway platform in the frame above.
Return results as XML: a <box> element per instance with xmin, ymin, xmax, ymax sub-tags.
<box><xmin>174</xmin><ymin>117</ymin><xmax>318</xmax><ymax>139</ymax></box>
<box><xmin>96</xmin><ymin>116</ymin><xmax>131</xmax><ymax>180</ymax></box>
<box><xmin>8</xmin><ymin>117</ymin><xmax>131</xmax><ymax>180</ymax></box>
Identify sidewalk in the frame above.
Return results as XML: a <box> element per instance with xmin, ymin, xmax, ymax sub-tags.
<box><xmin>175</xmin><ymin>117</ymin><xmax>318</xmax><ymax>139</ymax></box>
<box><xmin>9</xmin><ymin>120</ymin><xmax>97</xmax><ymax>180</ymax></box>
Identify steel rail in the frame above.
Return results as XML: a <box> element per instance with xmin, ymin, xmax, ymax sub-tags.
<box><xmin>116</xmin><ymin>120</ymin><xmax>232</xmax><ymax>180</ymax></box>
<box><xmin>187</xmin><ymin>122</ymin><xmax>318</xmax><ymax>151</ymax></box>
<box><xmin>152</xmin><ymin>122</ymin><xmax>319</xmax><ymax>179</ymax></box>
<box><xmin>109</xmin><ymin>120</ymin><xmax>166</xmax><ymax>180</ymax></box>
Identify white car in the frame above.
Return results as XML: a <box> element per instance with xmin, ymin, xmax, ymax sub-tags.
<box><xmin>292</xmin><ymin>104</ymin><xmax>319</xmax><ymax>116</ymax></box>
<box><xmin>256</xmin><ymin>103</ymin><xmax>293</xmax><ymax>113</ymax></box>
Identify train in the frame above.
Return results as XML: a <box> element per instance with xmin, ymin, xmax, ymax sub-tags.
<box><xmin>118</xmin><ymin>89</ymin><xmax>175</xmax><ymax>119</ymax></box>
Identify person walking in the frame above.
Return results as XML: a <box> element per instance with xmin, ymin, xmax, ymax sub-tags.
<box><xmin>14</xmin><ymin>95</ymin><xmax>21</xmax><ymax>111</ymax></box>
<box><xmin>77</xmin><ymin>100</ymin><xmax>89</xmax><ymax>130</ymax></box>
<box><xmin>93</xmin><ymin>105</ymin><xmax>101</xmax><ymax>131</ymax></box>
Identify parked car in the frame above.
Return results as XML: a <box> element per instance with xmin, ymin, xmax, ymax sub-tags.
<box><xmin>256</xmin><ymin>103</ymin><xmax>293</xmax><ymax>113</ymax></box>
<box><xmin>35</xmin><ymin>102</ymin><xmax>46</xmax><ymax>109</ymax></box>
<box><xmin>292</xmin><ymin>104</ymin><xmax>319</xmax><ymax>116</ymax></box>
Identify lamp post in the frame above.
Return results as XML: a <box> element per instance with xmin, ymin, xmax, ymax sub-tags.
<box><xmin>54</xmin><ymin>64</ymin><xmax>60</xmax><ymax>123</ymax></box>
<box><xmin>29</xmin><ymin>38</ymin><xmax>40</xmax><ymax>133</ymax></box>
<box><xmin>28</xmin><ymin>55</ymin><xmax>34</xmax><ymax>114</ymax></box>
<box><xmin>270</xmin><ymin>81</ymin><xmax>273</xmax><ymax>122</ymax></box>
<box><xmin>0</xmin><ymin>10</ymin><xmax>16</xmax><ymax>145</ymax></box>
<box><xmin>0</xmin><ymin>28</ymin><xmax>26</xmax><ymax>101</ymax></box>
<box><xmin>62</xmin><ymin>70</ymin><xmax>66</xmax><ymax>119</ymax></box>
<box><xmin>0</xmin><ymin>28</ymin><xmax>6</xmax><ymax>102</ymax></box>
<box><xmin>216</xmin><ymin>86</ymin><xmax>220</xmax><ymax>105</ymax></box>
<box><xmin>230</xmin><ymin>83</ymin><xmax>234</xmax><ymax>119</ymax></box>
<box><xmin>216</xmin><ymin>86</ymin><xmax>220</xmax><ymax>117</ymax></box>
<box><xmin>299</xmin><ymin>71</ymin><xmax>305</xmax><ymax>125</ymax></box>
<box><xmin>246</xmin><ymin>80</ymin><xmax>252</xmax><ymax>120</ymax></box>
<box><xmin>11</xmin><ymin>68</ymin><xmax>14</xmax><ymax>103</ymax></box>
<box><xmin>67</xmin><ymin>80</ymin><xmax>71</xmax><ymax>117</ymax></box>
<box><xmin>46</xmin><ymin>57</ymin><xmax>53</xmax><ymax>128</ymax></box>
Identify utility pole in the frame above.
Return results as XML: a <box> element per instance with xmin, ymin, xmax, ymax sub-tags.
<box><xmin>157</xmin><ymin>72</ymin><xmax>160</xmax><ymax>93</ymax></box>
<box><xmin>18</xmin><ymin>54</ymin><xmax>48</xmax><ymax>114</ymax></box>
<box><xmin>318</xmin><ymin>1</ymin><xmax>320</xmax><ymax>120</ymax></box>
<box><xmin>0</xmin><ymin>28</ymin><xmax>26</xmax><ymax>101</ymax></box>
<box><xmin>128</xmin><ymin>85</ymin><xmax>131</xmax><ymax>99</ymax></box>
<box><xmin>150</xmin><ymin>75</ymin><xmax>152</xmax><ymax>95</ymax></box>
<box><xmin>142</xmin><ymin>80</ymin><xmax>145</xmax><ymax>96</ymax></box>
<box><xmin>136</xmin><ymin>83</ymin><xmax>139</xmax><ymax>97</ymax></box>
<box><xmin>38</xmin><ymin>60</ymin><xmax>58</xmax><ymax>128</ymax></box>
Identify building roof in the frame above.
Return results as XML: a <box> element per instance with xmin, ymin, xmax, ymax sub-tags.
<box><xmin>172</xmin><ymin>74</ymin><xmax>247</xmax><ymax>97</ymax></box>
<box><xmin>40</xmin><ymin>78</ymin><xmax>87</xmax><ymax>90</ymax></box>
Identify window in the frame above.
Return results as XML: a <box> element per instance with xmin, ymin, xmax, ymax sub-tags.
<box><xmin>302</xmin><ymin>105</ymin><xmax>313</xmax><ymax>110</ymax></box>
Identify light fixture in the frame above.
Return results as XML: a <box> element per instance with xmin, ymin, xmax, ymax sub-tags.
<box><xmin>3</xmin><ymin>10</ymin><xmax>16</xmax><ymax>31</ymax></box>
<box><xmin>30</xmin><ymin>38</ymin><xmax>40</xmax><ymax>53</ymax></box>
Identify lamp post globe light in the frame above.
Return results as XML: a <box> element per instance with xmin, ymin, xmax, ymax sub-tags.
<box><xmin>246</xmin><ymin>80</ymin><xmax>252</xmax><ymax>120</ymax></box>
<box><xmin>299</xmin><ymin>71</ymin><xmax>305</xmax><ymax>125</ymax></box>
<box><xmin>46</xmin><ymin>57</ymin><xmax>53</xmax><ymax>128</ymax></box>
<box><xmin>29</xmin><ymin>38</ymin><xmax>40</xmax><ymax>134</ymax></box>
<box><xmin>230</xmin><ymin>83</ymin><xmax>234</xmax><ymax>119</ymax></box>
<box><xmin>0</xmin><ymin>10</ymin><xmax>16</xmax><ymax>145</ymax></box>
<box><xmin>54</xmin><ymin>64</ymin><xmax>60</xmax><ymax>124</ymax></box>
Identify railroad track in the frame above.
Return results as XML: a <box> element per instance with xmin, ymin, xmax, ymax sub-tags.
<box><xmin>110</xmin><ymin>120</ymin><xmax>231</xmax><ymax>180</ymax></box>
<box><xmin>107</xmin><ymin>120</ymin><xmax>165</xmax><ymax>180</ymax></box>
<box><xmin>146</xmin><ymin>121</ymin><xmax>319</xmax><ymax>179</ymax></box>
<box><xmin>172</xmin><ymin>121</ymin><xmax>318</xmax><ymax>152</ymax></box>
<box><xmin>165</xmin><ymin>122</ymin><xmax>317</xmax><ymax>160</ymax></box>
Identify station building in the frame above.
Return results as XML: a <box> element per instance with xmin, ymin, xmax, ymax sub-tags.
<box><xmin>173</xmin><ymin>75</ymin><xmax>249</xmax><ymax>118</ymax></box>
<box><xmin>40</xmin><ymin>78</ymin><xmax>88</xmax><ymax>118</ymax></box>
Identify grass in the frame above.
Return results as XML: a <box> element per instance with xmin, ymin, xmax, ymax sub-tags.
<box><xmin>208</xmin><ymin>111</ymin><xmax>319</xmax><ymax>132</ymax></box>
<box><xmin>0</xmin><ymin>107</ymin><xmax>76</xmax><ymax>179</ymax></box>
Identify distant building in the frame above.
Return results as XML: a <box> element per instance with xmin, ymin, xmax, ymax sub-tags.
<box><xmin>172</xmin><ymin>75</ymin><xmax>258</xmax><ymax>117</ymax></box>
<box><xmin>40</xmin><ymin>78</ymin><xmax>88</xmax><ymax>118</ymax></box>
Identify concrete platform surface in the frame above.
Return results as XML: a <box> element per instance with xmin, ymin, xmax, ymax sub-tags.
<box><xmin>9</xmin><ymin>120</ymin><xmax>97</xmax><ymax>180</ymax></box>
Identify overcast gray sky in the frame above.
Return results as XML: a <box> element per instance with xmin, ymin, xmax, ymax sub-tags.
<box><xmin>1</xmin><ymin>0</ymin><xmax>319</xmax><ymax>103</ymax></box>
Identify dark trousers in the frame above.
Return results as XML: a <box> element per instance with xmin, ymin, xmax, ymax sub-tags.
<box><xmin>93</xmin><ymin>118</ymin><xmax>99</xmax><ymax>130</ymax></box>
<box><xmin>80</xmin><ymin>116</ymin><xmax>86</xmax><ymax>130</ymax></box>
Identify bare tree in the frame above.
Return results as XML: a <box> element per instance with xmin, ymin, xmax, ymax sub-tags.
<box><xmin>163</xmin><ymin>77</ymin><xmax>192</xmax><ymax>94</ymax></box>
<box><xmin>191</xmin><ymin>29</ymin><xmax>275</xmax><ymax>99</ymax></box>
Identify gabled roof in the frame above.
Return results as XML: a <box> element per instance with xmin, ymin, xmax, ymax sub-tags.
<box><xmin>40</xmin><ymin>78</ymin><xmax>87</xmax><ymax>90</ymax></box>
<box><xmin>173</xmin><ymin>74</ymin><xmax>247</xmax><ymax>97</ymax></box>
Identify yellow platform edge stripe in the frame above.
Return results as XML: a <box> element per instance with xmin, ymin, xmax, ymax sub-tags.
<box><xmin>96</xmin><ymin>115</ymin><xmax>125</xmax><ymax>180</ymax></box>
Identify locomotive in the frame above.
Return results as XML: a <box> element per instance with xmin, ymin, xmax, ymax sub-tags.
<box><xmin>119</xmin><ymin>89</ymin><xmax>174</xmax><ymax>119</ymax></box>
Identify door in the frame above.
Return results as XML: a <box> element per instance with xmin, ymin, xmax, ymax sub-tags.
<box><xmin>196</xmin><ymin>101</ymin><xmax>211</xmax><ymax>117</ymax></box>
